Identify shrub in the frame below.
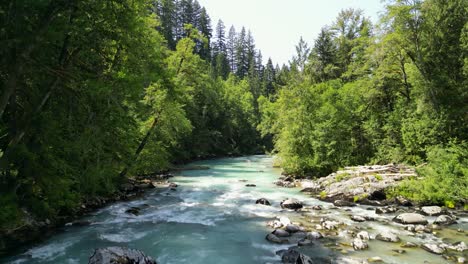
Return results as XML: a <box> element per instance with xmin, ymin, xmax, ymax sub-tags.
<box><xmin>394</xmin><ymin>141</ymin><xmax>468</xmax><ymax>206</ymax></box>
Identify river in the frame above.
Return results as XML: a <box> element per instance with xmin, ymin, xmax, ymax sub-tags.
<box><xmin>3</xmin><ymin>155</ymin><xmax>467</xmax><ymax>263</ymax></box>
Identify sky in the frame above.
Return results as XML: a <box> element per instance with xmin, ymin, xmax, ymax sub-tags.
<box><xmin>197</xmin><ymin>0</ymin><xmax>386</xmax><ymax>65</ymax></box>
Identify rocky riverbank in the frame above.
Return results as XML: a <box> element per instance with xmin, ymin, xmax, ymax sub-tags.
<box><xmin>266</xmin><ymin>164</ymin><xmax>467</xmax><ymax>263</ymax></box>
<box><xmin>0</xmin><ymin>172</ymin><xmax>174</xmax><ymax>257</ymax></box>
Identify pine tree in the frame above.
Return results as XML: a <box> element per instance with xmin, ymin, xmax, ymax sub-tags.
<box><xmin>226</xmin><ymin>25</ymin><xmax>237</xmax><ymax>73</ymax></box>
<box><xmin>235</xmin><ymin>27</ymin><xmax>249</xmax><ymax>78</ymax></box>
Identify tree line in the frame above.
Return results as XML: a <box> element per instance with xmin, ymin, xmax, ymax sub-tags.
<box><xmin>0</xmin><ymin>0</ymin><xmax>466</xmax><ymax>230</ymax></box>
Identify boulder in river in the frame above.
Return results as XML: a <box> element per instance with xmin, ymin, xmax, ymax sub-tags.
<box><xmin>420</xmin><ymin>206</ymin><xmax>444</xmax><ymax>216</ymax></box>
<box><xmin>353</xmin><ymin>238</ymin><xmax>369</xmax><ymax>250</ymax></box>
<box><xmin>285</xmin><ymin>224</ymin><xmax>303</xmax><ymax>233</ymax></box>
<box><xmin>421</xmin><ymin>243</ymin><xmax>445</xmax><ymax>255</ymax></box>
<box><xmin>356</xmin><ymin>231</ymin><xmax>370</xmax><ymax>241</ymax></box>
<box><xmin>266</xmin><ymin>233</ymin><xmax>286</xmax><ymax>244</ymax></box>
<box><xmin>433</xmin><ymin>215</ymin><xmax>456</xmax><ymax>226</ymax></box>
<box><xmin>393</xmin><ymin>213</ymin><xmax>428</xmax><ymax>225</ymax></box>
<box><xmin>306</xmin><ymin>231</ymin><xmax>323</xmax><ymax>240</ymax></box>
<box><xmin>375</xmin><ymin>230</ymin><xmax>400</xmax><ymax>243</ymax></box>
<box><xmin>89</xmin><ymin>247</ymin><xmax>157</xmax><ymax>264</ymax></box>
<box><xmin>280</xmin><ymin>198</ymin><xmax>303</xmax><ymax>210</ymax></box>
<box><xmin>350</xmin><ymin>215</ymin><xmax>366</xmax><ymax>222</ymax></box>
<box><xmin>273</xmin><ymin>229</ymin><xmax>291</xmax><ymax>237</ymax></box>
<box><xmin>277</xmin><ymin>249</ymin><xmax>314</xmax><ymax>264</ymax></box>
<box><xmin>256</xmin><ymin>198</ymin><xmax>271</xmax><ymax>206</ymax></box>
<box><xmin>298</xmin><ymin>239</ymin><xmax>314</xmax><ymax>246</ymax></box>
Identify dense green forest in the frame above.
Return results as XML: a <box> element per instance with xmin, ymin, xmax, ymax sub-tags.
<box><xmin>0</xmin><ymin>0</ymin><xmax>467</xmax><ymax>231</ymax></box>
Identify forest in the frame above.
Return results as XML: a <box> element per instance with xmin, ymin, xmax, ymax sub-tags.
<box><xmin>0</xmin><ymin>0</ymin><xmax>467</xmax><ymax>233</ymax></box>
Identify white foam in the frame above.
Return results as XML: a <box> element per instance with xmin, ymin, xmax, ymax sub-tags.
<box><xmin>26</xmin><ymin>240</ymin><xmax>74</xmax><ymax>260</ymax></box>
<box><xmin>99</xmin><ymin>229</ymin><xmax>148</xmax><ymax>243</ymax></box>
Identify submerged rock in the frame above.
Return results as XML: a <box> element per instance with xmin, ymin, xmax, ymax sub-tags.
<box><xmin>285</xmin><ymin>224</ymin><xmax>303</xmax><ymax>233</ymax></box>
<box><xmin>125</xmin><ymin>207</ymin><xmax>141</xmax><ymax>216</ymax></box>
<box><xmin>245</xmin><ymin>184</ymin><xmax>257</xmax><ymax>187</ymax></box>
<box><xmin>88</xmin><ymin>247</ymin><xmax>157</xmax><ymax>264</ymax></box>
<box><xmin>256</xmin><ymin>198</ymin><xmax>271</xmax><ymax>206</ymax></box>
<box><xmin>393</xmin><ymin>213</ymin><xmax>428</xmax><ymax>225</ymax></box>
<box><xmin>375</xmin><ymin>206</ymin><xmax>397</xmax><ymax>214</ymax></box>
<box><xmin>298</xmin><ymin>239</ymin><xmax>314</xmax><ymax>246</ymax></box>
<box><xmin>280</xmin><ymin>198</ymin><xmax>303</xmax><ymax>210</ymax></box>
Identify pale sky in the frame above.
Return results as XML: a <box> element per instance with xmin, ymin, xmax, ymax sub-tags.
<box><xmin>198</xmin><ymin>0</ymin><xmax>386</xmax><ymax>65</ymax></box>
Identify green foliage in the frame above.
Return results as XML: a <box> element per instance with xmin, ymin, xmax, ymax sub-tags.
<box><xmin>394</xmin><ymin>142</ymin><xmax>468</xmax><ymax>205</ymax></box>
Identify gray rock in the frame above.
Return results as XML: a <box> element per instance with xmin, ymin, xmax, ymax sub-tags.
<box><xmin>350</xmin><ymin>215</ymin><xmax>366</xmax><ymax>222</ymax></box>
<box><xmin>88</xmin><ymin>247</ymin><xmax>156</xmax><ymax>264</ymax></box>
<box><xmin>393</xmin><ymin>213</ymin><xmax>428</xmax><ymax>225</ymax></box>
<box><xmin>421</xmin><ymin>206</ymin><xmax>443</xmax><ymax>216</ymax></box>
<box><xmin>280</xmin><ymin>198</ymin><xmax>303</xmax><ymax>210</ymax></box>
<box><xmin>266</xmin><ymin>233</ymin><xmax>285</xmax><ymax>244</ymax></box>
<box><xmin>458</xmin><ymin>257</ymin><xmax>466</xmax><ymax>264</ymax></box>
<box><xmin>277</xmin><ymin>249</ymin><xmax>314</xmax><ymax>264</ymax></box>
<box><xmin>321</xmin><ymin>220</ymin><xmax>341</xmax><ymax>230</ymax></box>
<box><xmin>334</xmin><ymin>200</ymin><xmax>356</xmax><ymax>207</ymax></box>
<box><xmin>311</xmin><ymin>205</ymin><xmax>323</xmax><ymax>210</ymax></box>
<box><xmin>356</xmin><ymin>231</ymin><xmax>370</xmax><ymax>241</ymax></box>
<box><xmin>375</xmin><ymin>230</ymin><xmax>400</xmax><ymax>242</ymax></box>
<box><xmin>273</xmin><ymin>229</ymin><xmax>291</xmax><ymax>237</ymax></box>
<box><xmin>353</xmin><ymin>238</ymin><xmax>369</xmax><ymax>250</ymax></box>
<box><xmin>434</xmin><ymin>215</ymin><xmax>456</xmax><ymax>226</ymax></box>
<box><xmin>449</xmin><ymin>241</ymin><xmax>467</xmax><ymax>252</ymax></box>
<box><xmin>285</xmin><ymin>224</ymin><xmax>303</xmax><ymax>233</ymax></box>
<box><xmin>256</xmin><ymin>198</ymin><xmax>271</xmax><ymax>206</ymax></box>
<box><xmin>279</xmin><ymin>216</ymin><xmax>292</xmax><ymax>227</ymax></box>
<box><xmin>421</xmin><ymin>243</ymin><xmax>445</xmax><ymax>255</ymax></box>
<box><xmin>306</xmin><ymin>232</ymin><xmax>323</xmax><ymax>240</ymax></box>
<box><xmin>401</xmin><ymin>242</ymin><xmax>418</xmax><ymax>248</ymax></box>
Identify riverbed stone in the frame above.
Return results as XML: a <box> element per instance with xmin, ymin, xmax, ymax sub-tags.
<box><xmin>88</xmin><ymin>247</ymin><xmax>157</xmax><ymax>264</ymax></box>
<box><xmin>353</xmin><ymin>238</ymin><xmax>369</xmax><ymax>250</ymax></box>
<box><xmin>273</xmin><ymin>229</ymin><xmax>291</xmax><ymax>237</ymax></box>
<box><xmin>393</xmin><ymin>213</ymin><xmax>428</xmax><ymax>225</ymax></box>
<box><xmin>421</xmin><ymin>243</ymin><xmax>445</xmax><ymax>255</ymax></box>
<box><xmin>368</xmin><ymin>257</ymin><xmax>383</xmax><ymax>262</ymax></box>
<box><xmin>307</xmin><ymin>231</ymin><xmax>324</xmax><ymax>240</ymax></box>
<box><xmin>321</xmin><ymin>220</ymin><xmax>341</xmax><ymax>230</ymax></box>
<box><xmin>285</xmin><ymin>224</ymin><xmax>302</xmax><ymax>233</ymax></box>
<box><xmin>421</xmin><ymin>206</ymin><xmax>443</xmax><ymax>216</ymax></box>
<box><xmin>279</xmin><ymin>216</ymin><xmax>292</xmax><ymax>227</ymax></box>
<box><xmin>334</xmin><ymin>200</ymin><xmax>356</xmax><ymax>207</ymax></box>
<box><xmin>277</xmin><ymin>249</ymin><xmax>314</xmax><ymax>264</ymax></box>
<box><xmin>356</xmin><ymin>231</ymin><xmax>370</xmax><ymax>241</ymax></box>
<box><xmin>350</xmin><ymin>215</ymin><xmax>366</xmax><ymax>222</ymax></box>
<box><xmin>266</xmin><ymin>233</ymin><xmax>285</xmax><ymax>244</ymax></box>
<box><xmin>376</xmin><ymin>230</ymin><xmax>400</xmax><ymax>242</ymax></box>
<box><xmin>449</xmin><ymin>242</ymin><xmax>467</xmax><ymax>252</ymax></box>
<box><xmin>401</xmin><ymin>242</ymin><xmax>418</xmax><ymax>248</ymax></box>
<box><xmin>256</xmin><ymin>198</ymin><xmax>271</xmax><ymax>206</ymax></box>
<box><xmin>280</xmin><ymin>198</ymin><xmax>303</xmax><ymax>210</ymax></box>
<box><xmin>434</xmin><ymin>215</ymin><xmax>456</xmax><ymax>226</ymax></box>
